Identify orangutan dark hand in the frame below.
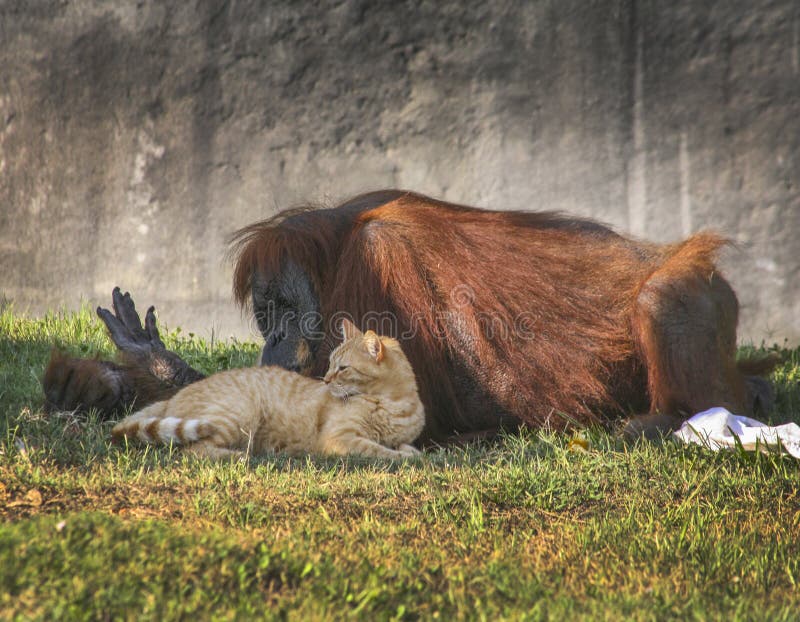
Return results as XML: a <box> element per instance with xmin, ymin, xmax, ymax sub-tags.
<box><xmin>96</xmin><ymin>287</ymin><xmax>205</xmax><ymax>388</ymax></box>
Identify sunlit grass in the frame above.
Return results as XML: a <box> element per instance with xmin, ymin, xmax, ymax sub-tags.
<box><xmin>1</xmin><ymin>307</ymin><xmax>799</xmax><ymax>620</ymax></box>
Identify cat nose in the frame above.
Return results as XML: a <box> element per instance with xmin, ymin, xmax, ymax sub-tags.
<box><xmin>323</xmin><ymin>373</ymin><xmax>332</xmax><ymax>384</ymax></box>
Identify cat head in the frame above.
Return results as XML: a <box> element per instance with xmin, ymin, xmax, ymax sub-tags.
<box><xmin>323</xmin><ymin>318</ymin><xmax>414</xmax><ymax>399</ymax></box>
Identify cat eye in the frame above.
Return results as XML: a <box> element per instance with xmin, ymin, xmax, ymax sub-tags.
<box><xmin>338</xmin><ymin>365</ymin><xmax>349</xmax><ymax>372</ymax></box>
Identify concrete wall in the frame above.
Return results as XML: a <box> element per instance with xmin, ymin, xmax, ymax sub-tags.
<box><xmin>1</xmin><ymin>0</ymin><xmax>798</xmax><ymax>343</ymax></box>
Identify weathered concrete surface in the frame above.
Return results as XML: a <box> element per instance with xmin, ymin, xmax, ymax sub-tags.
<box><xmin>1</xmin><ymin>1</ymin><xmax>798</xmax><ymax>343</ymax></box>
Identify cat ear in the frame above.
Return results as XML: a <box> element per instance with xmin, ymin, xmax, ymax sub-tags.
<box><xmin>363</xmin><ymin>331</ymin><xmax>384</xmax><ymax>363</ymax></box>
<box><xmin>340</xmin><ymin>318</ymin><xmax>362</xmax><ymax>340</ymax></box>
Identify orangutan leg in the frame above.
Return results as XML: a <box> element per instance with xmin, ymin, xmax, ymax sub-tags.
<box><xmin>620</xmin><ymin>413</ymin><xmax>685</xmax><ymax>440</ymax></box>
<box><xmin>631</xmin><ymin>244</ymin><xmax>748</xmax><ymax>422</ymax></box>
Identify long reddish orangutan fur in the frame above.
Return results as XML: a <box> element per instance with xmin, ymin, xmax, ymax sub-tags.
<box><xmin>230</xmin><ymin>191</ymin><xmax>768</xmax><ymax>440</ymax></box>
<box><xmin>42</xmin><ymin>351</ymin><xmax>179</xmax><ymax>416</ymax></box>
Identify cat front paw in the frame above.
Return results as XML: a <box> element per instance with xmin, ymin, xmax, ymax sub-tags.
<box><xmin>397</xmin><ymin>444</ymin><xmax>421</xmax><ymax>458</ymax></box>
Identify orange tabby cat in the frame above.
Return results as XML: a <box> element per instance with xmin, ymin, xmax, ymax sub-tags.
<box><xmin>111</xmin><ymin>320</ymin><xmax>425</xmax><ymax>460</ymax></box>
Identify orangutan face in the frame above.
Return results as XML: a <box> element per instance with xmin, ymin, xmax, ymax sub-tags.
<box><xmin>251</xmin><ymin>260</ymin><xmax>322</xmax><ymax>374</ymax></box>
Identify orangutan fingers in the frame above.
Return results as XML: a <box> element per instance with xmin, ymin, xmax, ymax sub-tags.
<box><xmin>144</xmin><ymin>306</ymin><xmax>166</xmax><ymax>348</ymax></box>
<box><xmin>111</xmin><ymin>287</ymin><xmax>148</xmax><ymax>340</ymax></box>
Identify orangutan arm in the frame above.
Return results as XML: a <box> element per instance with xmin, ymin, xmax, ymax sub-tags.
<box><xmin>42</xmin><ymin>287</ymin><xmax>204</xmax><ymax>417</ymax></box>
<box><xmin>96</xmin><ymin>287</ymin><xmax>205</xmax><ymax>388</ymax></box>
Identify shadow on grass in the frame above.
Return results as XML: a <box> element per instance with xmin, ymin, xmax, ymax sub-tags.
<box><xmin>1</xmin><ymin>335</ymin><xmax>62</xmax><ymax>428</ymax></box>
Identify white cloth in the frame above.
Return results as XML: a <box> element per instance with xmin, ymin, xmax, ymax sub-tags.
<box><xmin>674</xmin><ymin>407</ymin><xmax>800</xmax><ymax>459</ymax></box>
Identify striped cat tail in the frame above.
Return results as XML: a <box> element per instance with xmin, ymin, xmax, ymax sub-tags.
<box><xmin>111</xmin><ymin>402</ymin><xmax>213</xmax><ymax>446</ymax></box>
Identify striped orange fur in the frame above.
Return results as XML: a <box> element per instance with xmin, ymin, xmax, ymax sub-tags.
<box><xmin>111</xmin><ymin>320</ymin><xmax>425</xmax><ymax>460</ymax></box>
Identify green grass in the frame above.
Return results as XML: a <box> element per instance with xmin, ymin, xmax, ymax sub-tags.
<box><xmin>1</xmin><ymin>306</ymin><xmax>799</xmax><ymax>620</ymax></box>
